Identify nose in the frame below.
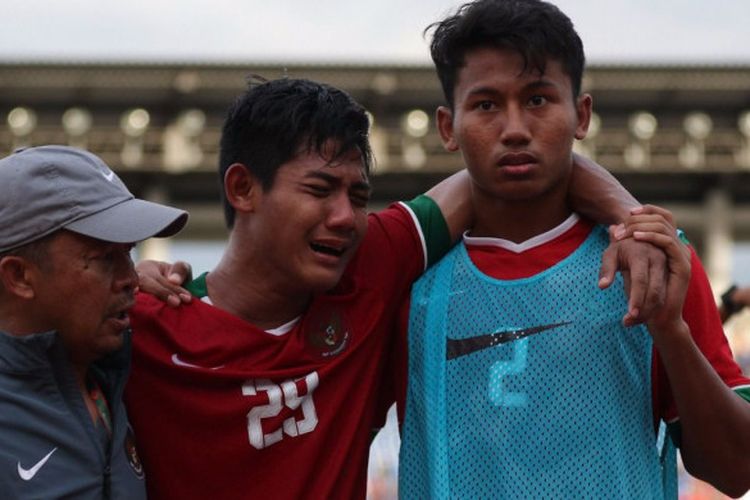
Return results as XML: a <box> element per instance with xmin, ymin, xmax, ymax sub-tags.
<box><xmin>325</xmin><ymin>192</ymin><xmax>356</xmax><ymax>232</ymax></box>
<box><xmin>113</xmin><ymin>249</ymin><xmax>138</xmax><ymax>293</ymax></box>
<box><xmin>500</xmin><ymin>105</ymin><xmax>531</xmax><ymax>147</ymax></box>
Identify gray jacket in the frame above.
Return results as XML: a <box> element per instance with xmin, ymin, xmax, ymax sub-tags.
<box><xmin>0</xmin><ymin>329</ymin><xmax>146</xmax><ymax>499</ymax></box>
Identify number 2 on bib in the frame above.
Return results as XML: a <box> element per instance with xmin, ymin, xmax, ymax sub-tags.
<box><xmin>488</xmin><ymin>339</ymin><xmax>528</xmax><ymax>407</ymax></box>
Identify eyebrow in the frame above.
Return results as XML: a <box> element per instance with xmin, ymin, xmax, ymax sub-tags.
<box><xmin>305</xmin><ymin>170</ymin><xmax>372</xmax><ymax>192</ymax></box>
<box><xmin>466</xmin><ymin>78</ymin><xmax>559</xmax><ymax>98</ymax></box>
<box><xmin>466</xmin><ymin>86</ymin><xmax>502</xmax><ymax>98</ymax></box>
<box><xmin>524</xmin><ymin>79</ymin><xmax>558</xmax><ymax>92</ymax></box>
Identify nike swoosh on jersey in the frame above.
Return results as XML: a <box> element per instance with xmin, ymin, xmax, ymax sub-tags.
<box><xmin>17</xmin><ymin>447</ymin><xmax>57</xmax><ymax>481</ymax></box>
<box><xmin>171</xmin><ymin>353</ymin><xmax>224</xmax><ymax>370</ymax></box>
<box><xmin>446</xmin><ymin>321</ymin><xmax>571</xmax><ymax>360</ymax></box>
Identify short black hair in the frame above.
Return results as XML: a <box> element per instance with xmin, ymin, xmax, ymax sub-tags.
<box><xmin>427</xmin><ymin>0</ymin><xmax>585</xmax><ymax>108</ymax></box>
<box><xmin>218</xmin><ymin>77</ymin><xmax>373</xmax><ymax>228</ymax></box>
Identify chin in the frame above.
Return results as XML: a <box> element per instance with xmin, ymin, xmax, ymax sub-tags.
<box><xmin>308</xmin><ymin>271</ymin><xmax>346</xmax><ymax>293</ymax></box>
<box><xmin>97</xmin><ymin>333</ymin><xmax>126</xmax><ymax>356</ymax></box>
<box><xmin>495</xmin><ymin>182</ymin><xmax>557</xmax><ymax>202</ymax></box>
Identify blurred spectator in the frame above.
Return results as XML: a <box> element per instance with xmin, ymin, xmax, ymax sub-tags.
<box><xmin>719</xmin><ymin>284</ymin><xmax>750</xmax><ymax>324</ymax></box>
<box><xmin>719</xmin><ymin>284</ymin><xmax>750</xmax><ymax>375</ymax></box>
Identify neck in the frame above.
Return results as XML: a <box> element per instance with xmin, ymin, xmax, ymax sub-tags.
<box><xmin>72</xmin><ymin>362</ymin><xmax>101</xmax><ymax>424</ymax></box>
<box><xmin>207</xmin><ymin>234</ymin><xmax>310</xmax><ymax>331</ymax></box>
<box><xmin>72</xmin><ymin>363</ymin><xmax>89</xmax><ymax>390</ymax></box>
<box><xmin>470</xmin><ymin>188</ymin><xmax>572</xmax><ymax>243</ymax></box>
<box><xmin>0</xmin><ymin>301</ymin><xmax>54</xmax><ymax>337</ymax></box>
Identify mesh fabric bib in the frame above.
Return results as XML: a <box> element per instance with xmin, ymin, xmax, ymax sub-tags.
<box><xmin>400</xmin><ymin>225</ymin><xmax>676</xmax><ymax>499</ymax></box>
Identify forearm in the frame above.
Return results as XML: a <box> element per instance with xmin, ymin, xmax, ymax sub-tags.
<box><xmin>425</xmin><ymin>169</ymin><xmax>474</xmax><ymax>243</ymax></box>
<box><xmin>652</xmin><ymin>323</ymin><xmax>750</xmax><ymax>497</ymax></box>
<box><xmin>568</xmin><ymin>153</ymin><xmax>638</xmax><ymax>224</ymax></box>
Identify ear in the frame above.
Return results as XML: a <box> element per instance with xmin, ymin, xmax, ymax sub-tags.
<box><xmin>574</xmin><ymin>93</ymin><xmax>593</xmax><ymax>140</ymax></box>
<box><xmin>436</xmin><ymin>106</ymin><xmax>459</xmax><ymax>152</ymax></box>
<box><xmin>223</xmin><ymin>163</ymin><xmax>261</xmax><ymax>214</ymax></box>
<box><xmin>0</xmin><ymin>256</ymin><xmax>36</xmax><ymax>300</ymax></box>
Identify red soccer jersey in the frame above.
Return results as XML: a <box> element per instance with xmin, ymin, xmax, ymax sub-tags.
<box><xmin>125</xmin><ymin>201</ymin><xmax>448</xmax><ymax>499</ymax></box>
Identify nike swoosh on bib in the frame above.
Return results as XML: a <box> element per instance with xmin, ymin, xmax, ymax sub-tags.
<box><xmin>446</xmin><ymin>321</ymin><xmax>571</xmax><ymax>360</ymax></box>
<box><xmin>17</xmin><ymin>447</ymin><xmax>57</xmax><ymax>481</ymax></box>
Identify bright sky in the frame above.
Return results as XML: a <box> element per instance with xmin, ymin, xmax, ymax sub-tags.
<box><xmin>2</xmin><ymin>0</ymin><xmax>748</xmax><ymax>64</ymax></box>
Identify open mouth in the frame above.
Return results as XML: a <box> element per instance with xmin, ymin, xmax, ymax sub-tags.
<box><xmin>110</xmin><ymin>300</ymin><xmax>134</xmax><ymax>324</ymax></box>
<box><xmin>310</xmin><ymin>242</ymin><xmax>345</xmax><ymax>257</ymax></box>
<box><xmin>107</xmin><ymin>309</ymin><xmax>131</xmax><ymax>332</ymax></box>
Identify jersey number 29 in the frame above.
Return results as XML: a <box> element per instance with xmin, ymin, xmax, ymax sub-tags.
<box><xmin>242</xmin><ymin>372</ymin><xmax>320</xmax><ymax>450</ymax></box>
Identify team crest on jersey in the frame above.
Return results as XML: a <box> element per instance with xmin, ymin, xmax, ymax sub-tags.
<box><xmin>305</xmin><ymin>307</ymin><xmax>351</xmax><ymax>359</ymax></box>
<box><xmin>124</xmin><ymin>424</ymin><xmax>145</xmax><ymax>479</ymax></box>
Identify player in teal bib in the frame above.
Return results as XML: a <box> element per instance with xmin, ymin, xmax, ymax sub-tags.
<box><xmin>399</xmin><ymin>0</ymin><xmax>750</xmax><ymax>497</ymax></box>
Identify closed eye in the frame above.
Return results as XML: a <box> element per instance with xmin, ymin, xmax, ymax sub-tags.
<box><xmin>305</xmin><ymin>184</ymin><xmax>330</xmax><ymax>197</ymax></box>
<box><xmin>350</xmin><ymin>193</ymin><xmax>370</xmax><ymax>209</ymax></box>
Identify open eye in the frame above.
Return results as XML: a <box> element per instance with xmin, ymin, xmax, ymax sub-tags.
<box><xmin>476</xmin><ymin>100</ymin><xmax>496</xmax><ymax>111</ymax></box>
<box><xmin>527</xmin><ymin>95</ymin><xmax>548</xmax><ymax>108</ymax></box>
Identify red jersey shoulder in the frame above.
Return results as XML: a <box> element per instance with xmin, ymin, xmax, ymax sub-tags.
<box><xmin>132</xmin><ymin>291</ymin><xmax>166</xmax><ymax>317</ymax></box>
<box><xmin>354</xmin><ymin>204</ymin><xmax>424</xmax><ymax>274</ymax></box>
<box><xmin>654</xmin><ymin>246</ymin><xmax>750</xmax><ymax>422</ymax></box>
<box><xmin>131</xmin><ymin>294</ymin><xmax>269</xmax><ymax>370</ymax></box>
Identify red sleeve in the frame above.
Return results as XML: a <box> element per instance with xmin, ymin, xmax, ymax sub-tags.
<box><xmin>358</xmin><ymin>205</ymin><xmax>425</xmax><ymax>426</ymax></box>
<box><xmin>654</xmin><ymin>246</ymin><xmax>750</xmax><ymax>422</ymax></box>
<box><xmin>363</xmin><ymin>200</ymin><xmax>451</xmax><ymax>426</ymax></box>
<box><xmin>361</xmin><ymin>204</ymin><xmax>426</xmax><ymax>284</ymax></box>
<box><xmin>395</xmin><ymin>298</ymin><xmax>410</xmax><ymax>426</ymax></box>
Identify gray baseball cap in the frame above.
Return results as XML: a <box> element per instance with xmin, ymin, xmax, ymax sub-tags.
<box><xmin>0</xmin><ymin>145</ymin><xmax>188</xmax><ymax>252</ymax></box>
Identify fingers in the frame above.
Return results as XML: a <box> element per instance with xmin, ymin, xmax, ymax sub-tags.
<box><xmin>135</xmin><ymin>259</ymin><xmax>192</xmax><ymax>307</ymax></box>
<box><xmin>623</xmin><ymin>247</ymin><xmax>650</xmax><ymax>326</ymax></box>
<box><xmin>613</xmin><ymin>205</ymin><xmax>677</xmax><ymax>241</ymax></box>
<box><xmin>598</xmin><ymin>231</ymin><xmax>618</xmax><ymax>289</ymax></box>
<box><xmin>134</xmin><ymin>259</ymin><xmax>162</xmax><ymax>277</ymax></box>
<box><xmin>603</xmin><ymin>204</ymin><xmax>684</xmax><ymax>327</ymax></box>
<box><xmin>621</xmin><ymin>221</ymin><xmax>674</xmax><ymax>238</ymax></box>
<box><xmin>137</xmin><ymin>274</ymin><xmax>192</xmax><ymax>306</ymax></box>
<box><xmin>167</xmin><ymin>261</ymin><xmax>193</xmax><ymax>285</ymax></box>
<box><xmin>633</xmin><ymin>231</ymin><xmax>691</xmax><ymax>275</ymax></box>
<box><xmin>633</xmin><ymin>231</ymin><xmax>680</xmax><ymax>250</ymax></box>
<box><xmin>639</xmin><ymin>234</ymin><xmax>692</xmax><ymax>334</ymax></box>
<box><xmin>631</xmin><ymin>245</ymin><xmax>667</xmax><ymax>324</ymax></box>
<box><xmin>604</xmin><ymin>238</ymin><xmax>667</xmax><ymax>326</ymax></box>
<box><xmin>614</xmin><ymin>217</ymin><xmax>674</xmax><ymax>241</ymax></box>
<box><xmin>630</xmin><ymin>204</ymin><xmax>675</xmax><ymax>226</ymax></box>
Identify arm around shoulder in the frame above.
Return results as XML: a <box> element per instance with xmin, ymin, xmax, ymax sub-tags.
<box><xmin>568</xmin><ymin>153</ymin><xmax>638</xmax><ymax>224</ymax></box>
<box><xmin>424</xmin><ymin>169</ymin><xmax>474</xmax><ymax>243</ymax></box>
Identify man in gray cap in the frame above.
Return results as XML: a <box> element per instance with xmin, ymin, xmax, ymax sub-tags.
<box><xmin>0</xmin><ymin>145</ymin><xmax>187</xmax><ymax>498</ymax></box>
